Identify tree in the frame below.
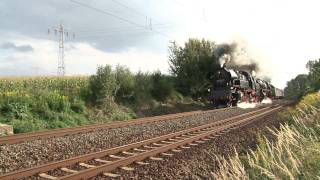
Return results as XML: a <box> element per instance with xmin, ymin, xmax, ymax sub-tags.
<box><xmin>284</xmin><ymin>59</ymin><xmax>320</xmax><ymax>100</ymax></box>
<box><xmin>306</xmin><ymin>59</ymin><xmax>320</xmax><ymax>91</ymax></box>
<box><xmin>168</xmin><ymin>39</ymin><xmax>219</xmax><ymax>98</ymax></box>
<box><xmin>284</xmin><ymin>74</ymin><xmax>309</xmax><ymax>100</ymax></box>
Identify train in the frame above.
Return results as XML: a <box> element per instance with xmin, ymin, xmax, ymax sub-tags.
<box><xmin>209</xmin><ymin>63</ymin><xmax>284</xmax><ymax>108</ymax></box>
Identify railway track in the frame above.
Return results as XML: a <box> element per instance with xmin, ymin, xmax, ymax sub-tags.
<box><xmin>0</xmin><ymin>105</ymin><xmax>283</xmax><ymax>180</ymax></box>
<box><xmin>0</xmin><ymin>107</ymin><xmax>237</xmax><ymax>145</ymax></box>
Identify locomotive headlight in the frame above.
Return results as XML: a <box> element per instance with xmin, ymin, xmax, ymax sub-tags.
<box><xmin>207</xmin><ymin>88</ymin><xmax>211</xmax><ymax>92</ymax></box>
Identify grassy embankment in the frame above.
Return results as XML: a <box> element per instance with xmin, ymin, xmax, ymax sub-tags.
<box><xmin>213</xmin><ymin>92</ymin><xmax>320</xmax><ymax>179</ymax></box>
<box><xmin>0</xmin><ymin>75</ymin><xmax>207</xmax><ymax>134</ymax></box>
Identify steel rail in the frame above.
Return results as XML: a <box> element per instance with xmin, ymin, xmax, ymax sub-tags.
<box><xmin>0</xmin><ymin>106</ymin><xmax>282</xmax><ymax>180</ymax></box>
<box><xmin>0</xmin><ymin>107</ymin><xmax>236</xmax><ymax>145</ymax></box>
<box><xmin>62</xmin><ymin>106</ymin><xmax>282</xmax><ymax>180</ymax></box>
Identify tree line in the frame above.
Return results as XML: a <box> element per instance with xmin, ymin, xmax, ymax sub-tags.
<box><xmin>284</xmin><ymin>59</ymin><xmax>320</xmax><ymax>100</ymax></box>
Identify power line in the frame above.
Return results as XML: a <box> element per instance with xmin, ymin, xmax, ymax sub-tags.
<box><xmin>80</xmin><ymin>30</ymin><xmax>156</xmax><ymax>39</ymax></box>
<box><xmin>77</xmin><ymin>28</ymin><xmax>169</xmax><ymax>39</ymax></box>
<box><xmin>111</xmin><ymin>0</ymin><xmax>162</xmax><ymax>24</ymax></box>
<box><xmin>75</xmin><ymin>23</ymin><xmax>171</xmax><ymax>34</ymax></box>
<box><xmin>69</xmin><ymin>0</ymin><xmax>171</xmax><ymax>39</ymax></box>
<box><xmin>76</xmin><ymin>25</ymin><xmax>172</xmax><ymax>39</ymax></box>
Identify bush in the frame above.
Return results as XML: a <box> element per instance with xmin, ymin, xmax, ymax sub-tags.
<box><xmin>46</xmin><ymin>91</ymin><xmax>71</xmax><ymax>112</ymax></box>
<box><xmin>88</xmin><ymin>65</ymin><xmax>117</xmax><ymax>107</ymax></box>
<box><xmin>114</xmin><ymin>65</ymin><xmax>135</xmax><ymax>104</ymax></box>
<box><xmin>150</xmin><ymin>71</ymin><xmax>174</xmax><ymax>102</ymax></box>
<box><xmin>70</xmin><ymin>99</ymin><xmax>86</xmax><ymax>113</ymax></box>
<box><xmin>132</xmin><ymin>72</ymin><xmax>154</xmax><ymax>106</ymax></box>
<box><xmin>1</xmin><ymin>102</ymin><xmax>29</xmax><ymax>119</ymax></box>
<box><xmin>11</xmin><ymin>118</ymin><xmax>45</xmax><ymax>133</ymax></box>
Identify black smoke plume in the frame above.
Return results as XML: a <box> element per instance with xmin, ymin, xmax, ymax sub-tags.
<box><xmin>213</xmin><ymin>42</ymin><xmax>259</xmax><ymax>73</ymax></box>
<box><xmin>213</xmin><ymin>43</ymin><xmax>237</xmax><ymax>59</ymax></box>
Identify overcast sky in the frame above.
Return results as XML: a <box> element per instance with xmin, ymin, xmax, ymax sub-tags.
<box><xmin>1</xmin><ymin>0</ymin><xmax>319</xmax><ymax>88</ymax></box>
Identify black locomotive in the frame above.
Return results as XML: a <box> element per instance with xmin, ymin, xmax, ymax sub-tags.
<box><xmin>209</xmin><ymin>64</ymin><xmax>283</xmax><ymax>108</ymax></box>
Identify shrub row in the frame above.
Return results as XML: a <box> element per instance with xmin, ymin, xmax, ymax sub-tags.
<box><xmin>0</xmin><ymin>65</ymin><xmax>179</xmax><ymax>133</ymax></box>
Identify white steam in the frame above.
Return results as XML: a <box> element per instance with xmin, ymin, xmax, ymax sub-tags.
<box><xmin>237</xmin><ymin>102</ymin><xmax>257</xmax><ymax>109</ymax></box>
<box><xmin>219</xmin><ymin>54</ymin><xmax>231</xmax><ymax>67</ymax></box>
<box><xmin>261</xmin><ymin>98</ymin><xmax>272</xmax><ymax>104</ymax></box>
<box><xmin>229</xmin><ymin>39</ymin><xmax>273</xmax><ymax>85</ymax></box>
<box><xmin>237</xmin><ymin>98</ymin><xmax>272</xmax><ymax>109</ymax></box>
<box><xmin>251</xmin><ymin>70</ymin><xmax>256</xmax><ymax>76</ymax></box>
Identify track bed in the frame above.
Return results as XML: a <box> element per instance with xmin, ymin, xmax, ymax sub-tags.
<box><xmin>0</xmin><ymin>104</ymin><xmax>284</xmax><ymax>179</ymax></box>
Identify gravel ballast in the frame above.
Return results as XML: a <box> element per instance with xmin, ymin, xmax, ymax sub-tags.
<box><xmin>0</xmin><ymin>105</ymin><xmax>269</xmax><ymax>175</ymax></box>
<box><xmin>108</xmin><ymin>110</ymin><xmax>282</xmax><ymax>179</ymax></box>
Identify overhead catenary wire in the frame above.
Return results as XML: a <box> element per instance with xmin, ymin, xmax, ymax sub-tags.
<box><xmin>69</xmin><ymin>0</ymin><xmax>171</xmax><ymax>39</ymax></box>
<box><xmin>110</xmin><ymin>0</ymin><xmax>162</xmax><ymax>24</ymax></box>
<box><xmin>75</xmin><ymin>23</ymin><xmax>172</xmax><ymax>35</ymax></box>
<box><xmin>79</xmin><ymin>31</ymin><xmax>156</xmax><ymax>40</ymax></box>
<box><xmin>76</xmin><ymin>25</ymin><xmax>171</xmax><ymax>39</ymax></box>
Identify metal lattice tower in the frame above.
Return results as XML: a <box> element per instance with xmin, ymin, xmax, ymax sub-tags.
<box><xmin>57</xmin><ymin>24</ymin><xmax>65</xmax><ymax>76</ymax></box>
<box><xmin>48</xmin><ymin>23</ymin><xmax>75</xmax><ymax>76</ymax></box>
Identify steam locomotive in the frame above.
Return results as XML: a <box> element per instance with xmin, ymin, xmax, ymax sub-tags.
<box><xmin>209</xmin><ymin>64</ymin><xmax>284</xmax><ymax>107</ymax></box>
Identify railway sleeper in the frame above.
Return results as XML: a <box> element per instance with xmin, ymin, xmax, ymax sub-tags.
<box><xmin>144</xmin><ymin>145</ymin><xmax>158</xmax><ymax>149</ymax></box>
<box><xmin>175</xmin><ymin>136</ymin><xmax>187</xmax><ymax>140</ymax></box>
<box><xmin>153</xmin><ymin>143</ymin><xmax>166</xmax><ymax>146</ymax></box>
<box><xmin>150</xmin><ymin>157</ymin><xmax>163</xmax><ymax>161</ymax></box>
<box><xmin>109</xmin><ymin>154</ymin><xmax>125</xmax><ymax>159</ymax></box>
<box><xmin>133</xmin><ymin>148</ymin><xmax>147</xmax><ymax>152</ymax></box>
<box><xmin>79</xmin><ymin>162</ymin><xmax>96</xmax><ymax>168</ymax></box>
<box><xmin>168</xmin><ymin>138</ymin><xmax>179</xmax><ymax>142</ymax></box>
<box><xmin>60</xmin><ymin>167</ymin><xmax>78</xmax><ymax>173</ymax></box>
<box><xmin>189</xmin><ymin>143</ymin><xmax>198</xmax><ymax>146</ymax></box>
<box><xmin>103</xmin><ymin>172</ymin><xmax>121</xmax><ymax>178</ymax></box>
<box><xmin>120</xmin><ymin>166</ymin><xmax>134</xmax><ymax>171</ymax></box>
<box><xmin>180</xmin><ymin>146</ymin><xmax>191</xmax><ymax>149</ymax></box>
<box><xmin>171</xmin><ymin>149</ymin><xmax>182</xmax><ymax>152</ymax></box>
<box><xmin>161</xmin><ymin>152</ymin><xmax>174</xmax><ymax>156</ymax></box>
<box><xmin>135</xmin><ymin>161</ymin><xmax>149</xmax><ymax>165</ymax></box>
<box><xmin>38</xmin><ymin>173</ymin><xmax>57</xmax><ymax>180</ymax></box>
<box><xmin>95</xmin><ymin>158</ymin><xmax>112</xmax><ymax>163</ymax></box>
<box><xmin>161</xmin><ymin>140</ymin><xmax>173</xmax><ymax>144</ymax></box>
<box><xmin>122</xmin><ymin>151</ymin><xmax>137</xmax><ymax>156</ymax></box>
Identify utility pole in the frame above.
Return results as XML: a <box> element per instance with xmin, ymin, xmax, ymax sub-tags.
<box><xmin>48</xmin><ymin>23</ymin><xmax>75</xmax><ymax>76</ymax></box>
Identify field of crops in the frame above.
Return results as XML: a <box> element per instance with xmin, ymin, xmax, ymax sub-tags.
<box><xmin>0</xmin><ymin>69</ymin><xmax>201</xmax><ymax>134</ymax></box>
<box><xmin>0</xmin><ymin>76</ymin><xmax>92</xmax><ymax>133</ymax></box>
<box><xmin>0</xmin><ymin>76</ymin><xmax>89</xmax><ymax>98</ymax></box>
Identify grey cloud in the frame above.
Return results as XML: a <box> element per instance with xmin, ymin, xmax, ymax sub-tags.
<box><xmin>0</xmin><ymin>0</ymin><xmax>177</xmax><ymax>53</ymax></box>
<box><xmin>1</xmin><ymin>42</ymin><xmax>34</xmax><ymax>52</ymax></box>
<box><xmin>0</xmin><ymin>56</ymin><xmax>53</xmax><ymax>76</ymax></box>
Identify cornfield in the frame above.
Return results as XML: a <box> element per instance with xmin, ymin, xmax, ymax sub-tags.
<box><xmin>0</xmin><ymin>76</ymin><xmax>89</xmax><ymax>98</ymax></box>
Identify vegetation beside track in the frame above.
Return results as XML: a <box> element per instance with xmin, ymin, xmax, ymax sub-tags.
<box><xmin>213</xmin><ymin>92</ymin><xmax>320</xmax><ymax>179</ymax></box>
<box><xmin>0</xmin><ymin>38</ymin><xmax>226</xmax><ymax>134</ymax></box>
<box><xmin>0</xmin><ymin>66</ymin><xmax>207</xmax><ymax>134</ymax></box>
